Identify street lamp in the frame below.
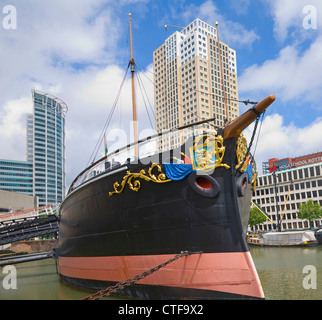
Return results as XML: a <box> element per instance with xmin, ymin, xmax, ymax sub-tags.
<box><xmin>271</xmin><ymin>162</ymin><xmax>281</xmax><ymax>232</ymax></box>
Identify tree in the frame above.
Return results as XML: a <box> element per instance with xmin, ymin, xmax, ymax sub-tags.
<box><xmin>249</xmin><ymin>206</ymin><xmax>267</xmax><ymax>228</ymax></box>
<box><xmin>297</xmin><ymin>200</ymin><xmax>322</xmax><ymax>228</ymax></box>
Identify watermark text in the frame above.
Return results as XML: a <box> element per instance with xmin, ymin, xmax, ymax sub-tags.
<box><xmin>303</xmin><ymin>5</ymin><xmax>317</xmax><ymax>30</ymax></box>
<box><xmin>2</xmin><ymin>265</ymin><xmax>17</xmax><ymax>290</ymax></box>
<box><xmin>2</xmin><ymin>5</ymin><xmax>17</xmax><ymax>30</ymax></box>
<box><xmin>302</xmin><ymin>265</ymin><xmax>317</xmax><ymax>290</ymax></box>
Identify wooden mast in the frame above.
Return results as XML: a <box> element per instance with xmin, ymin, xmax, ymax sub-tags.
<box><xmin>129</xmin><ymin>13</ymin><xmax>139</xmax><ymax>157</ymax></box>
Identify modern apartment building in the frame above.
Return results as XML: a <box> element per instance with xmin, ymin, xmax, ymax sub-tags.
<box><xmin>153</xmin><ymin>18</ymin><xmax>239</xmax><ymax>149</ymax></box>
<box><xmin>27</xmin><ymin>89</ymin><xmax>67</xmax><ymax>206</ymax></box>
<box><xmin>251</xmin><ymin>152</ymin><xmax>322</xmax><ymax>232</ymax></box>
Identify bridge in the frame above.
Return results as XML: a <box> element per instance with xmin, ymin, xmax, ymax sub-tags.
<box><xmin>0</xmin><ymin>204</ymin><xmax>60</xmax><ymax>246</ymax></box>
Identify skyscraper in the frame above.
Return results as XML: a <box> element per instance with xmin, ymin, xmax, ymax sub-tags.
<box><xmin>153</xmin><ymin>18</ymin><xmax>239</xmax><ymax>149</ymax></box>
<box><xmin>27</xmin><ymin>89</ymin><xmax>67</xmax><ymax>206</ymax></box>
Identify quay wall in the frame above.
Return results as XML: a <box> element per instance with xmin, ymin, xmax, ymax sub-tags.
<box><xmin>10</xmin><ymin>239</ymin><xmax>56</xmax><ymax>254</ymax></box>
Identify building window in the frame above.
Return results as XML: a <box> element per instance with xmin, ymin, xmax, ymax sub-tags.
<box><xmin>304</xmin><ymin>168</ymin><xmax>309</xmax><ymax>178</ymax></box>
<box><xmin>299</xmin><ymin>170</ymin><xmax>303</xmax><ymax>179</ymax></box>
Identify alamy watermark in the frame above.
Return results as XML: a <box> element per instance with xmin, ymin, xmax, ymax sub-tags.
<box><xmin>2</xmin><ymin>5</ymin><xmax>17</xmax><ymax>30</ymax></box>
<box><xmin>1</xmin><ymin>265</ymin><xmax>17</xmax><ymax>290</ymax></box>
<box><xmin>302</xmin><ymin>265</ymin><xmax>317</xmax><ymax>290</ymax></box>
<box><xmin>303</xmin><ymin>5</ymin><xmax>317</xmax><ymax>30</ymax></box>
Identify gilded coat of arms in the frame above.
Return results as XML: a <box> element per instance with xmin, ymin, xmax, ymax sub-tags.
<box><xmin>189</xmin><ymin>133</ymin><xmax>230</xmax><ymax>172</ymax></box>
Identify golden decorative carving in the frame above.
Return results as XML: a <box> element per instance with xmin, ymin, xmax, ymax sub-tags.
<box><xmin>235</xmin><ymin>133</ymin><xmax>257</xmax><ymax>191</ymax></box>
<box><xmin>235</xmin><ymin>134</ymin><xmax>248</xmax><ymax>171</ymax></box>
<box><xmin>189</xmin><ymin>133</ymin><xmax>230</xmax><ymax>172</ymax></box>
<box><xmin>109</xmin><ymin>163</ymin><xmax>171</xmax><ymax>196</ymax></box>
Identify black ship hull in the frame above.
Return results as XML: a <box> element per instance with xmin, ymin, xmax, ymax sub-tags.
<box><xmin>55</xmin><ymin>130</ymin><xmax>265</xmax><ymax>300</ymax></box>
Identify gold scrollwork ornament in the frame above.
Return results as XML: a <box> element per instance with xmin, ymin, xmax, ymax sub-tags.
<box><xmin>235</xmin><ymin>133</ymin><xmax>258</xmax><ymax>191</ymax></box>
<box><xmin>109</xmin><ymin>163</ymin><xmax>171</xmax><ymax>196</ymax></box>
<box><xmin>235</xmin><ymin>134</ymin><xmax>248</xmax><ymax>172</ymax></box>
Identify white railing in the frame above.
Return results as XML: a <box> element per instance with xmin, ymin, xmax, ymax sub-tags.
<box><xmin>0</xmin><ymin>204</ymin><xmax>59</xmax><ymax>222</ymax></box>
<box><xmin>69</xmin><ymin>118</ymin><xmax>218</xmax><ymax>193</ymax></box>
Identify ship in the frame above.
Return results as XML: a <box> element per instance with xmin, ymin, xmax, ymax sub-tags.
<box><xmin>53</xmin><ymin>15</ymin><xmax>276</xmax><ymax>300</ymax></box>
<box><xmin>315</xmin><ymin>228</ymin><xmax>322</xmax><ymax>245</ymax></box>
<box><xmin>247</xmin><ymin>230</ymin><xmax>318</xmax><ymax>247</ymax></box>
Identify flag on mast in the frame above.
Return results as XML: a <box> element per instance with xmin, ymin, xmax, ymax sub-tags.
<box><xmin>104</xmin><ymin>133</ymin><xmax>108</xmax><ymax>156</ymax></box>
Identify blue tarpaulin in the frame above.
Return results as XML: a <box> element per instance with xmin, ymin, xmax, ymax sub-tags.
<box><xmin>246</xmin><ymin>164</ymin><xmax>253</xmax><ymax>181</ymax></box>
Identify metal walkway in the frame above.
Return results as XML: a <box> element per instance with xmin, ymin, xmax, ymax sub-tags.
<box><xmin>0</xmin><ymin>204</ymin><xmax>59</xmax><ymax>245</ymax></box>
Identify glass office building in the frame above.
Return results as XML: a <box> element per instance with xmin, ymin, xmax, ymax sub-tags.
<box><xmin>27</xmin><ymin>89</ymin><xmax>67</xmax><ymax>206</ymax></box>
<box><xmin>0</xmin><ymin>159</ymin><xmax>33</xmax><ymax>195</ymax></box>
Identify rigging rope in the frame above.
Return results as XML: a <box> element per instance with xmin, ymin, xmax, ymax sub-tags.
<box><xmin>252</xmin><ymin>109</ymin><xmax>266</xmax><ymax>159</ymax></box>
<box><xmin>137</xmin><ymin>61</ymin><xmax>257</xmax><ymax>130</ymax></box>
<box><xmin>86</xmin><ymin>58</ymin><xmax>265</xmax><ymax>169</ymax></box>
<box><xmin>135</xmin><ymin>64</ymin><xmax>155</xmax><ymax>119</ymax></box>
<box><xmin>86</xmin><ymin>63</ymin><xmax>130</xmax><ymax>167</ymax></box>
<box><xmin>137</xmin><ymin>61</ymin><xmax>215</xmax><ymax>127</ymax></box>
<box><xmin>238</xmin><ymin>109</ymin><xmax>266</xmax><ymax>171</ymax></box>
<box><xmin>136</xmin><ymin>68</ymin><xmax>154</xmax><ymax>129</ymax></box>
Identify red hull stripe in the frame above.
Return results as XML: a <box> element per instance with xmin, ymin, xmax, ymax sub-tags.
<box><xmin>58</xmin><ymin>252</ymin><xmax>264</xmax><ymax>298</ymax></box>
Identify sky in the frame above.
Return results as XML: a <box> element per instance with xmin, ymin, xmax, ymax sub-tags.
<box><xmin>0</xmin><ymin>0</ymin><xmax>322</xmax><ymax>189</ymax></box>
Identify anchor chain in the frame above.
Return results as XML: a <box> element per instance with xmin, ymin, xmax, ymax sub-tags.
<box><xmin>81</xmin><ymin>250</ymin><xmax>192</xmax><ymax>300</ymax></box>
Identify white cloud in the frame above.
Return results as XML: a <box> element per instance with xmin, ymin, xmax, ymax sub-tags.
<box><xmin>268</xmin><ymin>0</ymin><xmax>306</xmax><ymax>41</ymax></box>
<box><xmin>266</xmin><ymin>0</ymin><xmax>322</xmax><ymax>41</ymax></box>
<box><xmin>239</xmin><ymin>1</ymin><xmax>322</xmax><ymax>109</ymax></box>
<box><xmin>0</xmin><ymin>97</ymin><xmax>32</xmax><ymax>161</ymax></box>
<box><xmin>0</xmin><ymin>0</ymin><xmax>153</xmax><ymax>187</ymax></box>
<box><xmin>81</xmin><ymin>65</ymin><xmax>130</xmax><ymax>108</ymax></box>
<box><xmin>173</xmin><ymin>0</ymin><xmax>259</xmax><ymax>48</ymax></box>
<box><xmin>1</xmin><ymin>0</ymin><xmax>319</xmax><ymax>191</ymax></box>
<box><xmin>16</xmin><ymin>0</ymin><xmax>118</xmax><ymax>63</ymax></box>
<box><xmin>58</xmin><ymin>63</ymin><xmax>155</xmax><ymax>184</ymax></box>
<box><xmin>239</xmin><ymin>0</ymin><xmax>322</xmax><ymax>109</ymax></box>
<box><xmin>244</xmin><ymin>114</ymin><xmax>322</xmax><ymax>174</ymax></box>
<box><xmin>0</xmin><ymin>97</ymin><xmax>32</xmax><ymax>137</ymax></box>
<box><xmin>239</xmin><ymin>37</ymin><xmax>322</xmax><ymax>107</ymax></box>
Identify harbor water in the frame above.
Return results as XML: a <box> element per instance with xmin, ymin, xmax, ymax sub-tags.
<box><xmin>0</xmin><ymin>245</ymin><xmax>321</xmax><ymax>300</ymax></box>
<box><xmin>250</xmin><ymin>245</ymin><xmax>322</xmax><ymax>300</ymax></box>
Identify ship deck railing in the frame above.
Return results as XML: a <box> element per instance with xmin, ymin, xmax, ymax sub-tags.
<box><xmin>68</xmin><ymin>118</ymin><xmax>219</xmax><ymax>193</ymax></box>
